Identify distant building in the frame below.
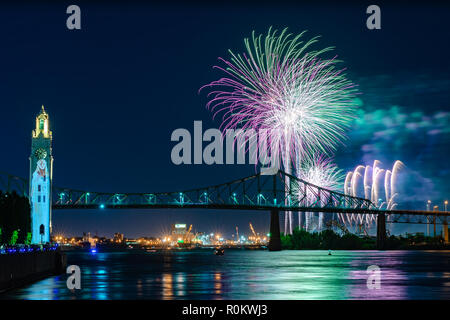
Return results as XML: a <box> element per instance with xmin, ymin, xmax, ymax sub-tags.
<box><xmin>171</xmin><ymin>224</ymin><xmax>187</xmax><ymax>236</ymax></box>
<box><xmin>113</xmin><ymin>233</ymin><xmax>124</xmax><ymax>243</ymax></box>
<box><xmin>171</xmin><ymin>223</ymin><xmax>194</xmax><ymax>244</ymax></box>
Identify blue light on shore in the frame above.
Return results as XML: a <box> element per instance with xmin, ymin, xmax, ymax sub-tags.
<box><xmin>0</xmin><ymin>245</ymin><xmax>58</xmax><ymax>255</ymax></box>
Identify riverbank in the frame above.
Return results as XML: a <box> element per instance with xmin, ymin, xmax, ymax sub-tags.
<box><xmin>0</xmin><ymin>250</ymin><xmax>67</xmax><ymax>293</ymax></box>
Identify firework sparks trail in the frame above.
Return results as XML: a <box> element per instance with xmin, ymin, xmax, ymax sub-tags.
<box><xmin>364</xmin><ymin>165</ymin><xmax>373</xmax><ymax>200</ymax></box>
<box><xmin>201</xmin><ymin>28</ymin><xmax>358</xmax><ymax>234</ymax></box>
<box><xmin>295</xmin><ymin>155</ymin><xmax>344</xmax><ymax>232</ymax></box>
<box><xmin>344</xmin><ymin>160</ymin><xmax>405</xmax><ymax>232</ymax></box>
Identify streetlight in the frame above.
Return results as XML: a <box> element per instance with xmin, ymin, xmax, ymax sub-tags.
<box><xmin>433</xmin><ymin>205</ymin><xmax>439</xmax><ymax>237</ymax></box>
<box><xmin>426</xmin><ymin>200</ymin><xmax>432</xmax><ymax>236</ymax></box>
<box><xmin>445</xmin><ymin>200</ymin><xmax>448</xmax><ymax>212</ymax></box>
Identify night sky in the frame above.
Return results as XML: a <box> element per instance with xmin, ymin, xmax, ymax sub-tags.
<box><xmin>1</xmin><ymin>1</ymin><xmax>449</xmax><ymax>238</ymax></box>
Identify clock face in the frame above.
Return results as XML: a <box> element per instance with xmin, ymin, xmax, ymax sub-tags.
<box><xmin>34</xmin><ymin>148</ymin><xmax>47</xmax><ymax>160</ymax></box>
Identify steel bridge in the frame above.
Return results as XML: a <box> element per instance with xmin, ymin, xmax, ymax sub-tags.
<box><xmin>1</xmin><ymin>170</ymin><xmax>374</xmax><ymax>211</ymax></box>
<box><xmin>1</xmin><ymin>170</ymin><xmax>449</xmax><ymax>250</ymax></box>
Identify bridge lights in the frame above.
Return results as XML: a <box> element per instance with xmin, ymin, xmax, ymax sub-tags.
<box><xmin>257</xmin><ymin>193</ymin><xmax>266</xmax><ymax>205</ymax></box>
<box><xmin>179</xmin><ymin>192</ymin><xmax>184</xmax><ymax>205</ymax></box>
<box><xmin>146</xmin><ymin>194</ymin><xmax>156</xmax><ymax>204</ymax></box>
<box><xmin>201</xmin><ymin>192</ymin><xmax>208</xmax><ymax>204</ymax></box>
<box><xmin>232</xmin><ymin>192</ymin><xmax>238</xmax><ymax>204</ymax></box>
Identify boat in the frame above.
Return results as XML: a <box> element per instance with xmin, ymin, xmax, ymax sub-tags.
<box><xmin>214</xmin><ymin>247</ymin><xmax>224</xmax><ymax>255</ymax></box>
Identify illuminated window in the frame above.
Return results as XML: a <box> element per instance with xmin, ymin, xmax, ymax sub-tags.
<box><xmin>39</xmin><ymin>119</ymin><xmax>44</xmax><ymax>130</ymax></box>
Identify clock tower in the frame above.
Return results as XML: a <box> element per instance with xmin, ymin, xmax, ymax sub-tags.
<box><xmin>29</xmin><ymin>106</ymin><xmax>53</xmax><ymax>244</ymax></box>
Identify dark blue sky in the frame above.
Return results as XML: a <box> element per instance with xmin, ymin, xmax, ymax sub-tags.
<box><xmin>1</xmin><ymin>1</ymin><xmax>449</xmax><ymax>237</ymax></box>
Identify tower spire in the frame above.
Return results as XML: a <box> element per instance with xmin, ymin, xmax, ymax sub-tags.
<box><xmin>33</xmin><ymin>106</ymin><xmax>52</xmax><ymax>138</ymax></box>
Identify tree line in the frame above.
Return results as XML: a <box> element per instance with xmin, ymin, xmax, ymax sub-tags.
<box><xmin>0</xmin><ymin>191</ymin><xmax>31</xmax><ymax>244</ymax></box>
<box><xmin>281</xmin><ymin>228</ymin><xmax>374</xmax><ymax>250</ymax></box>
<box><xmin>281</xmin><ymin>227</ymin><xmax>448</xmax><ymax>250</ymax></box>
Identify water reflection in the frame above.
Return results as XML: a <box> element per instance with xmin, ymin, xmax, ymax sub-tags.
<box><xmin>2</xmin><ymin>250</ymin><xmax>450</xmax><ymax>300</ymax></box>
<box><xmin>162</xmin><ymin>273</ymin><xmax>173</xmax><ymax>300</ymax></box>
<box><xmin>214</xmin><ymin>272</ymin><xmax>222</xmax><ymax>295</ymax></box>
<box><xmin>94</xmin><ymin>268</ymin><xmax>109</xmax><ymax>300</ymax></box>
<box><xmin>346</xmin><ymin>251</ymin><xmax>408</xmax><ymax>299</ymax></box>
<box><xmin>176</xmin><ymin>272</ymin><xmax>185</xmax><ymax>297</ymax></box>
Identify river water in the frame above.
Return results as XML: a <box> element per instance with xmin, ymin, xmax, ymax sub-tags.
<box><xmin>2</xmin><ymin>250</ymin><xmax>450</xmax><ymax>300</ymax></box>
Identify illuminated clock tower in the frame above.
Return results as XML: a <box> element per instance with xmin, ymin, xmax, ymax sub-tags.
<box><xmin>29</xmin><ymin>106</ymin><xmax>53</xmax><ymax>244</ymax></box>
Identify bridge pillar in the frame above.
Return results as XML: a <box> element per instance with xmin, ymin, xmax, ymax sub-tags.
<box><xmin>443</xmin><ymin>220</ymin><xmax>449</xmax><ymax>244</ymax></box>
<box><xmin>376</xmin><ymin>213</ymin><xmax>386</xmax><ymax>250</ymax></box>
<box><xmin>268</xmin><ymin>210</ymin><xmax>281</xmax><ymax>251</ymax></box>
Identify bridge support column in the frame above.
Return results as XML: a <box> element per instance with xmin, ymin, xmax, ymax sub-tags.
<box><xmin>443</xmin><ymin>220</ymin><xmax>449</xmax><ymax>244</ymax></box>
<box><xmin>376</xmin><ymin>213</ymin><xmax>386</xmax><ymax>250</ymax></box>
<box><xmin>268</xmin><ymin>210</ymin><xmax>281</xmax><ymax>251</ymax></box>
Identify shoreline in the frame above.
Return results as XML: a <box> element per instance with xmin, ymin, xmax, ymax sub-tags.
<box><xmin>0</xmin><ymin>251</ymin><xmax>67</xmax><ymax>293</ymax></box>
<box><xmin>60</xmin><ymin>246</ymin><xmax>450</xmax><ymax>253</ymax></box>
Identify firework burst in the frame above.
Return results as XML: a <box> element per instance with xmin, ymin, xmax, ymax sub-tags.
<box><xmin>201</xmin><ymin>27</ymin><xmax>359</xmax><ymax>168</ymax></box>
<box><xmin>297</xmin><ymin>155</ymin><xmax>344</xmax><ymax>194</ymax></box>
<box><xmin>295</xmin><ymin>155</ymin><xmax>344</xmax><ymax>231</ymax></box>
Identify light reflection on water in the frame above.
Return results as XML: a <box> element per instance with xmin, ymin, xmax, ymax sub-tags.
<box><xmin>2</xmin><ymin>250</ymin><xmax>450</xmax><ymax>300</ymax></box>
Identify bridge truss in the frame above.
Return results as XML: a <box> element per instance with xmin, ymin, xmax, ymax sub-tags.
<box><xmin>51</xmin><ymin>170</ymin><xmax>373</xmax><ymax>212</ymax></box>
<box><xmin>1</xmin><ymin>171</ymin><xmax>449</xmax><ymax>225</ymax></box>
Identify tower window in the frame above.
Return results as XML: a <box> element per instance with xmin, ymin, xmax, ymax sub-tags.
<box><xmin>38</xmin><ymin>185</ymin><xmax>41</xmax><ymax>192</ymax></box>
<box><xmin>38</xmin><ymin>195</ymin><xmax>41</xmax><ymax>203</ymax></box>
<box><xmin>39</xmin><ymin>119</ymin><xmax>44</xmax><ymax>130</ymax></box>
<box><xmin>43</xmin><ymin>196</ymin><xmax>46</xmax><ymax>203</ymax></box>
